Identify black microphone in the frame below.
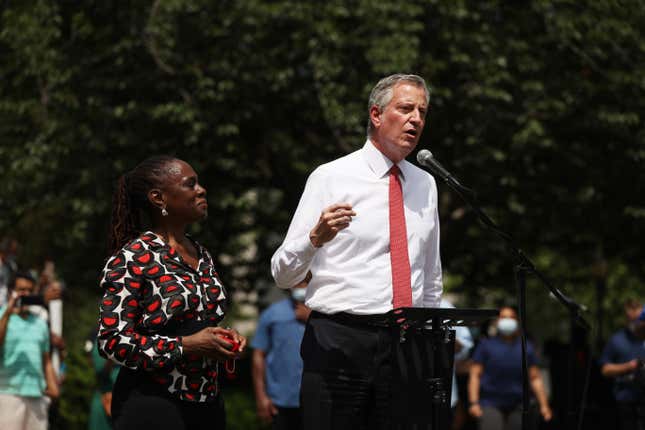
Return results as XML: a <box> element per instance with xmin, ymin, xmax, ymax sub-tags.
<box><xmin>416</xmin><ymin>150</ymin><xmax>459</xmax><ymax>184</ymax></box>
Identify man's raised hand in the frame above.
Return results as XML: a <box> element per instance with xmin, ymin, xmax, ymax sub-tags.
<box><xmin>309</xmin><ymin>203</ymin><xmax>356</xmax><ymax>248</ymax></box>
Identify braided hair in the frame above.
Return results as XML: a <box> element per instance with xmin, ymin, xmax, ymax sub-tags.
<box><xmin>108</xmin><ymin>155</ymin><xmax>177</xmax><ymax>256</ymax></box>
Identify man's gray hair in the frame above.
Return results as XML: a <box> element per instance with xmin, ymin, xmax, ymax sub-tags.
<box><xmin>366</xmin><ymin>74</ymin><xmax>430</xmax><ymax>136</ymax></box>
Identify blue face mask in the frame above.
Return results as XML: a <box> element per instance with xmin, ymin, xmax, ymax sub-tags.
<box><xmin>497</xmin><ymin>317</ymin><xmax>518</xmax><ymax>336</ymax></box>
<box><xmin>291</xmin><ymin>288</ymin><xmax>306</xmax><ymax>303</ymax></box>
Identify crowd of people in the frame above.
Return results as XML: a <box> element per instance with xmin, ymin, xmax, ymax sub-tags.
<box><xmin>1</xmin><ymin>73</ymin><xmax>644</xmax><ymax>430</ymax></box>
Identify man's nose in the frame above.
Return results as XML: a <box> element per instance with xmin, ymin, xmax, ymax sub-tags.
<box><xmin>409</xmin><ymin>109</ymin><xmax>422</xmax><ymax>125</ymax></box>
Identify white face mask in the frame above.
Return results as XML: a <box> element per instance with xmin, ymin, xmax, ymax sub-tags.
<box><xmin>497</xmin><ymin>317</ymin><xmax>518</xmax><ymax>336</ymax></box>
<box><xmin>291</xmin><ymin>288</ymin><xmax>306</xmax><ymax>303</ymax></box>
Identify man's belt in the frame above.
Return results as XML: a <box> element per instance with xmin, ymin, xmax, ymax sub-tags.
<box><xmin>311</xmin><ymin>310</ymin><xmax>390</xmax><ymax>328</ymax></box>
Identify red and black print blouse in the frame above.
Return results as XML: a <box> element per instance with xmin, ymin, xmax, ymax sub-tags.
<box><xmin>97</xmin><ymin>231</ymin><xmax>227</xmax><ymax>402</ymax></box>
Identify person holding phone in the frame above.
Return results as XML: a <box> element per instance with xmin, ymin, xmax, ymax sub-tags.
<box><xmin>97</xmin><ymin>156</ymin><xmax>246</xmax><ymax>430</ymax></box>
<box><xmin>0</xmin><ymin>271</ymin><xmax>60</xmax><ymax>430</ymax></box>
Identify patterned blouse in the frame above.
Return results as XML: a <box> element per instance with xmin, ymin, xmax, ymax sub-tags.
<box><xmin>97</xmin><ymin>231</ymin><xmax>227</xmax><ymax>402</ymax></box>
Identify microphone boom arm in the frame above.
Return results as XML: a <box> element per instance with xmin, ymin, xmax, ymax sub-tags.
<box><xmin>429</xmin><ymin>162</ymin><xmax>589</xmax><ymax>329</ymax></box>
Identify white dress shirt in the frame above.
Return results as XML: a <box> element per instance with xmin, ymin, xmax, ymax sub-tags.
<box><xmin>271</xmin><ymin>140</ymin><xmax>443</xmax><ymax>314</ymax></box>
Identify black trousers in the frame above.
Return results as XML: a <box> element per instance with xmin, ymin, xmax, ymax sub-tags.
<box><xmin>111</xmin><ymin>368</ymin><xmax>225</xmax><ymax>430</ymax></box>
<box><xmin>273</xmin><ymin>407</ymin><xmax>303</xmax><ymax>430</ymax></box>
<box><xmin>300</xmin><ymin>311</ymin><xmax>394</xmax><ymax>430</ymax></box>
<box><xmin>617</xmin><ymin>401</ymin><xmax>645</xmax><ymax>430</ymax></box>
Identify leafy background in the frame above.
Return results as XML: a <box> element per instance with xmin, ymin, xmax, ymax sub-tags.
<box><xmin>1</xmin><ymin>1</ymin><xmax>643</xmax><ymax>428</ymax></box>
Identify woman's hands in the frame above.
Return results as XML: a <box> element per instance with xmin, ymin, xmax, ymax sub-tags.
<box><xmin>181</xmin><ymin>326</ymin><xmax>246</xmax><ymax>361</ymax></box>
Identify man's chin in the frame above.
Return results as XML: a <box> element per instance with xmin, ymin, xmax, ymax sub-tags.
<box><xmin>398</xmin><ymin>141</ymin><xmax>418</xmax><ymax>158</ymax></box>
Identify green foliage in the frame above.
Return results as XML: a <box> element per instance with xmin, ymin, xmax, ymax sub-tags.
<box><xmin>224</xmin><ymin>387</ymin><xmax>264</xmax><ymax>430</ymax></box>
<box><xmin>1</xmin><ymin>0</ymin><xmax>644</xmax><ymax>427</ymax></box>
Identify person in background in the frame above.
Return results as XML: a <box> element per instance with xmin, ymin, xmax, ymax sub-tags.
<box><xmin>0</xmin><ymin>242</ymin><xmax>13</xmax><ymax>308</ymax></box>
<box><xmin>0</xmin><ymin>271</ymin><xmax>60</xmax><ymax>430</ymax></box>
<box><xmin>468</xmin><ymin>306</ymin><xmax>552</xmax><ymax>430</ymax></box>
<box><xmin>599</xmin><ymin>298</ymin><xmax>645</xmax><ymax>430</ymax></box>
<box><xmin>0</xmin><ymin>238</ymin><xmax>19</xmax><ymax>309</ymax></box>
<box><xmin>252</xmin><ymin>272</ymin><xmax>311</xmax><ymax>430</ymax></box>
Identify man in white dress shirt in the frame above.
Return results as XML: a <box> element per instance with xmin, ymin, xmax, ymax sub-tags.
<box><xmin>271</xmin><ymin>74</ymin><xmax>442</xmax><ymax>429</ymax></box>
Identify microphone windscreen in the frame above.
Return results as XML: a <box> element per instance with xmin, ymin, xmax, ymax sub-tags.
<box><xmin>416</xmin><ymin>149</ymin><xmax>433</xmax><ymax>164</ymax></box>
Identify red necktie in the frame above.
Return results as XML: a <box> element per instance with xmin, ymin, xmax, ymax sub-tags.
<box><xmin>389</xmin><ymin>165</ymin><xmax>412</xmax><ymax>308</ymax></box>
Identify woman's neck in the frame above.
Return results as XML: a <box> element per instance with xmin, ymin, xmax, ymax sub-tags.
<box><xmin>151</xmin><ymin>224</ymin><xmax>187</xmax><ymax>248</ymax></box>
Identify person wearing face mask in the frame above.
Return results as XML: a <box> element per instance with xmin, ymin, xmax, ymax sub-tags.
<box><xmin>252</xmin><ymin>272</ymin><xmax>311</xmax><ymax>430</ymax></box>
<box><xmin>468</xmin><ymin>306</ymin><xmax>552</xmax><ymax>430</ymax></box>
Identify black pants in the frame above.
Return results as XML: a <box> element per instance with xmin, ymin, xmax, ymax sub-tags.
<box><xmin>300</xmin><ymin>311</ymin><xmax>394</xmax><ymax>430</ymax></box>
<box><xmin>617</xmin><ymin>401</ymin><xmax>645</xmax><ymax>430</ymax></box>
<box><xmin>111</xmin><ymin>368</ymin><xmax>225</xmax><ymax>430</ymax></box>
<box><xmin>273</xmin><ymin>407</ymin><xmax>303</xmax><ymax>430</ymax></box>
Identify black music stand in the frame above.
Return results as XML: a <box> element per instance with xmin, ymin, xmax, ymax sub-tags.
<box><xmin>387</xmin><ymin>307</ymin><xmax>498</xmax><ymax>430</ymax></box>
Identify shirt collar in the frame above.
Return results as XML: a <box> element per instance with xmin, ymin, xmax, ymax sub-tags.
<box><xmin>142</xmin><ymin>230</ymin><xmax>207</xmax><ymax>272</ymax></box>
<box><xmin>362</xmin><ymin>139</ymin><xmax>409</xmax><ymax>181</ymax></box>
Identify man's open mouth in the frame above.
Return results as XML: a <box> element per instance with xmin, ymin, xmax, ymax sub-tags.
<box><xmin>404</xmin><ymin>129</ymin><xmax>417</xmax><ymax>138</ymax></box>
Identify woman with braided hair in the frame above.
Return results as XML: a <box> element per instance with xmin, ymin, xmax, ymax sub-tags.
<box><xmin>98</xmin><ymin>155</ymin><xmax>246</xmax><ymax>429</ymax></box>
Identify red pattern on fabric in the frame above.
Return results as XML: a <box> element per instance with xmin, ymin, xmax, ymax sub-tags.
<box><xmin>389</xmin><ymin>165</ymin><xmax>413</xmax><ymax>308</ymax></box>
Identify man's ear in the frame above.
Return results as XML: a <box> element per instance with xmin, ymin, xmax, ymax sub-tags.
<box><xmin>369</xmin><ymin>105</ymin><xmax>382</xmax><ymax>130</ymax></box>
<box><xmin>147</xmin><ymin>188</ymin><xmax>165</xmax><ymax>210</ymax></box>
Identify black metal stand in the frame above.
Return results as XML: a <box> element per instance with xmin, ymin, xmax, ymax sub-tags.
<box><xmin>386</xmin><ymin>307</ymin><xmax>498</xmax><ymax>429</ymax></box>
<box><xmin>566</xmin><ymin>311</ymin><xmax>577</xmax><ymax>429</ymax></box>
<box><xmin>516</xmin><ymin>265</ymin><xmax>531</xmax><ymax>430</ymax></box>
<box><xmin>425</xmin><ymin>168</ymin><xmax>591</xmax><ymax>430</ymax></box>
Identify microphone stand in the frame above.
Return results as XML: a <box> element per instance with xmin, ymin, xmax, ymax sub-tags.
<box><xmin>432</xmin><ymin>171</ymin><xmax>590</xmax><ymax>430</ymax></box>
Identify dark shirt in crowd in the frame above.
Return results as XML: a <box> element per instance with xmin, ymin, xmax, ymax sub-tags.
<box><xmin>472</xmin><ymin>336</ymin><xmax>538</xmax><ymax>408</ymax></box>
<box><xmin>599</xmin><ymin>328</ymin><xmax>645</xmax><ymax>402</ymax></box>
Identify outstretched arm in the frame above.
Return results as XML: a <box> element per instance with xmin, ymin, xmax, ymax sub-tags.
<box><xmin>529</xmin><ymin>365</ymin><xmax>552</xmax><ymax>421</ymax></box>
<box><xmin>252</xmin><ymin>348</ymin><xmax>277</xmax><ymax>424</ymax></box>
<box><xmin>468</xmin><ymin>362</ymin><xmax>484</xmax><ymax>418</ymax></box>
<box><xmin>601</xmin><ymin>360</ymin><xmax>638</xmax><ymax>378</ymax></box>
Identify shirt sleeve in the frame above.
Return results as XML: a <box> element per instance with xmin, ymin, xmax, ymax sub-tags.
<box><xmin>423</xmin><ymin>178</ymin><xmax>443</xmax><ymax>307</ymax></box>
<box><xmin>39</xmin><ymin>319</ymin><xmax>50</xmax><ymax>352</ymax></box>
<box><xmin>271</xmin><ymin>168</ymin><xmax>326</xmax><ymax>289</ymax></box>
<box><xmin>471</xmin><ymin>339</ymin><xmax>488</xmax><ymax>365</ymax></box>
<box><xmin>527</xmin><ymin>341</ymin><xmax>539</xmax><ymax>367</ymax></box>
<box><xmin>97</xmin><ymin>250</ymin><xmax>183</xmax><ymax>371</ymax></box>
<box><xmin>599</xmin><ymin>335</ymin><xmax>618</xmax><ymax>366</ymax></box>
<box><xmin>250</xmin><ymin>307</ymin><xmax>272</xmax><ymax>352</ymax></box>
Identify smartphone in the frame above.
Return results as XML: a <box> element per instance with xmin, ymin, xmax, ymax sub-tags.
<box><xmin>16</xmin><ymin>295</ymin><xmax>46</xmax><ymax>307</ymax></box>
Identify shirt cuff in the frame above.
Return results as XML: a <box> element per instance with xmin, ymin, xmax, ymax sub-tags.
<box><xmin>290</xmin><ymin>233</ymin><xmax>319</xmax><ymax>261</ymax></box>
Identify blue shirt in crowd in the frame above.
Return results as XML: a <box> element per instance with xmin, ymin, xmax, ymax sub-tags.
<box><xmin>472</xmin><ymin>336</ymin><xmax>537</xmax><ymax>408</ymax></box>
<box><xmin>251</xmin><ymin>298</ymin><xmax>305</xmax><ymax>408</ymax></box>
<box><xmin>599</xmin><ymin>328</ymin><xmax>645</xmax><ymax>402</ymax></box>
